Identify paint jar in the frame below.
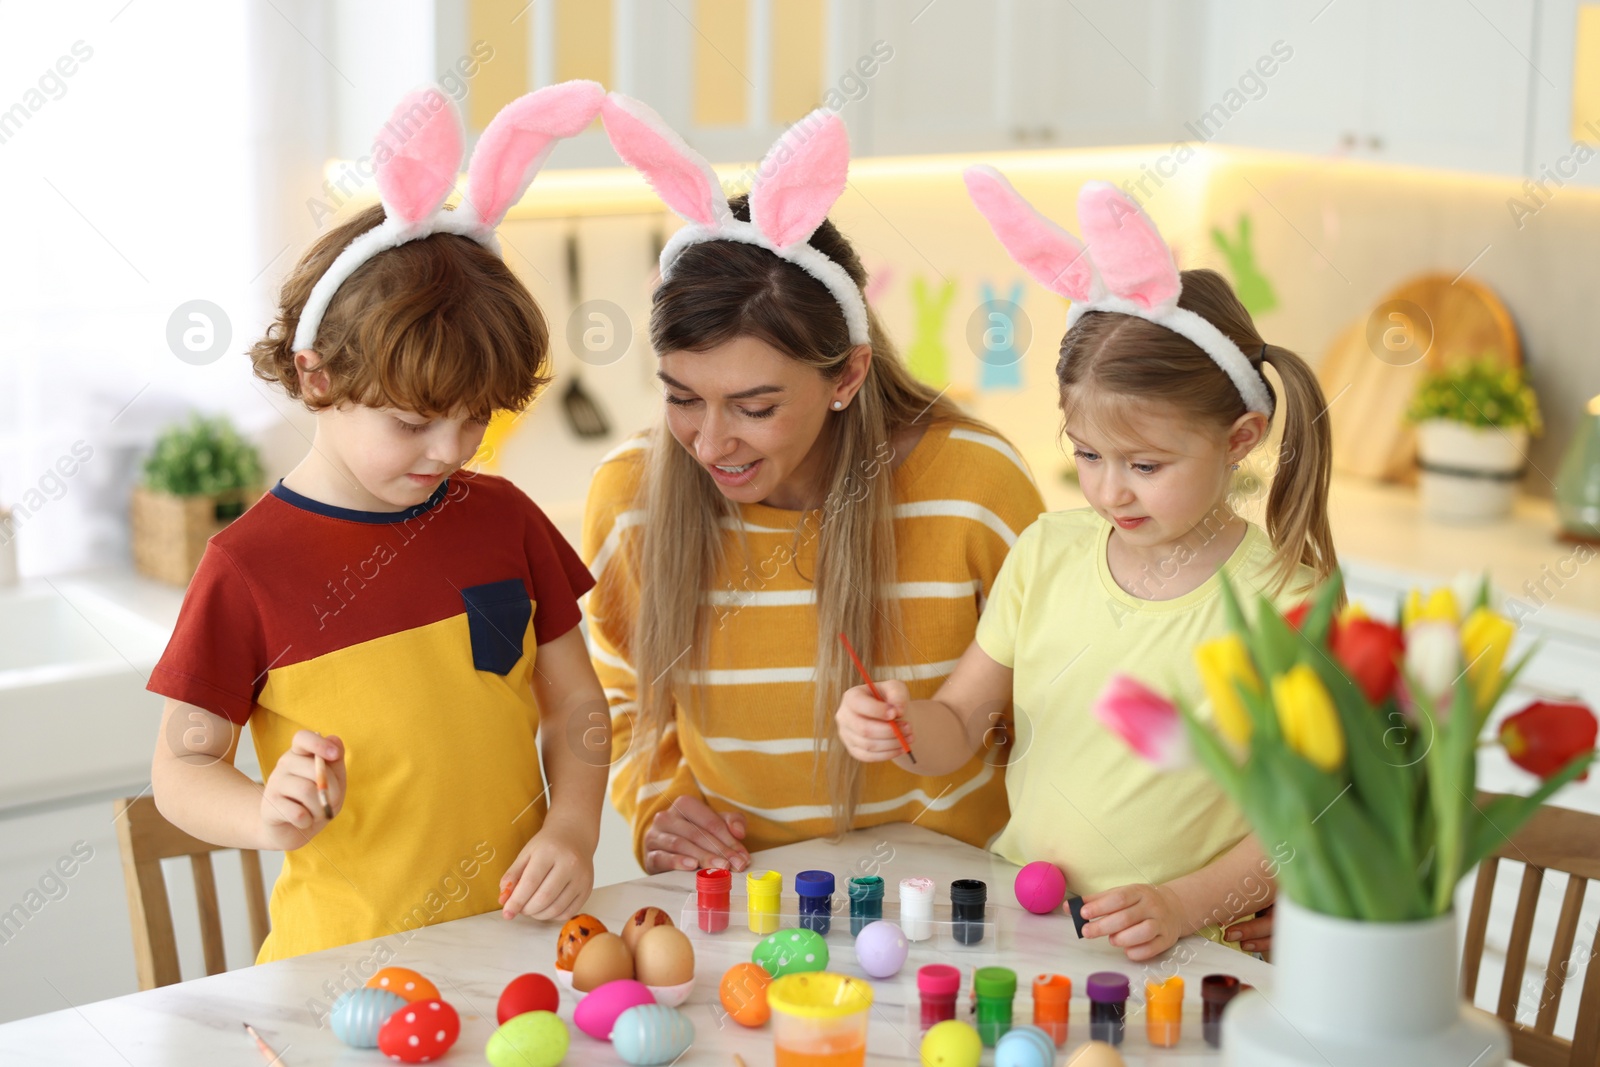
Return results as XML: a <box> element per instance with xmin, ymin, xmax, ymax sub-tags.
<box><xmin>949</xmin><ymin>879</ymin><xmax>988</xmax><ymax>945</ymax></box>
<box><xmin>747</xmin><ymin>870</ymin><xmax>782</xmax><ymax>935</ymax></box>
<box><xmin>1202</xmin><ymin>974</ymin><xmax>1242</xmax><ymax>1049</ymax></box>
<box><xmin>696</xmin><ymin>868</ymin><xmax>730</xmax><ymax>933</ymax></box>
<box><xmin>1146</xmin><ymin>976</ymin><xmax>1183</xmax><ymax>1048</ymax></box>
<box><xmin>973</xmin><ymin>966</ymin><xmax>1016</xmax><ymax>1047</ymax></box>
<box><xmin>769</xmin><ymin>972</ymin><xmax>873</xmax><ymax>1067</ymax></box>
<box><xmin>796</xmin><ymin>870</ymin><xmax>835</xmax><ymax>936</ymax></box>
<box><xmin>1032</xmin><ymin>974</ymin><xmax>1071</xmax><ymax>1047</ymax></box>
<box><xmin>1087</xmin><ymin>972</ymin><xmax>1129</xmax><ymax>1046</ymax></box>
<box><xmin>917</xmin><ymin>964</ymin><xmax>960</xmax><ymax>1032</ymax></box>
<box><xmin>898</xmin><ymin>877</ymin><xmax>935</xmax><ymax>941</ymax></box>
<box><xmin>847</xmin><ymin>876</ymin><xmax>884</xmax><ymax>936</ymax></box>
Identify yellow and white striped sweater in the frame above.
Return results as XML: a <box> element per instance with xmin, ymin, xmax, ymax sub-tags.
<box><xmin>581</xmin><ymin>421</ymin><xmax>1046</xmax><ymax>864</ymax></box>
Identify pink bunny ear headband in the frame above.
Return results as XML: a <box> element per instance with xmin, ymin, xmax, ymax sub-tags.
<box><xmin>292</xmin><ymin>80</ymin><xmax>605</xmax><ymax>353</ymax></box>
<box><xmin>599</xmin><ymin>93</ymin><xmax>870</xmax><ymax>346</ymax></box>
<box><xmin>963</xmin><ymin>166</ymin><xmax>1274</xmax><ymax>416</ymax></box>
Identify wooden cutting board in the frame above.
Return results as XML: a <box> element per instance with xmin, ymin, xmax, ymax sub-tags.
<box><xmin>1317</xmin><ymin>273</ymin><xmax>1520</xmax><ymax>483</ymax></box>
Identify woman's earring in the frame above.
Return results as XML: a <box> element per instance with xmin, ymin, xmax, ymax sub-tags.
<box><xmin>832</xmin><ymin>400</ymin><xmax>844</xmax><ymax>410</ymax></box>
<box><xmin>1230</xmin><ymin>463</ymin><xmax>1240</xmax><ymax>471</ymax></box>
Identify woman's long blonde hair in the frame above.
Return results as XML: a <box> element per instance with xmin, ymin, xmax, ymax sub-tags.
<box><xmin>632</xmin><ymin>195</ymin><xmax>978</xmax><ymax>834</ymax></box>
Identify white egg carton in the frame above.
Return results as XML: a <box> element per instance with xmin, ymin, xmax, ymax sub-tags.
<box><xmin>677</xmin><ymin>888</ymin><xmax>1000</xmax><ymax>952</ymax></box>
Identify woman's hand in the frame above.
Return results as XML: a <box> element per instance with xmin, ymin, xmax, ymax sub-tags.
<box><xmin>835</xmin><ymin>680</ymin><xmax>915</xmax><ymax>762</ymax></box>
<box><xmin>1224</xmin><ymin>903</ymin><xmax>1273</xmax><ymax>955</ymax></box>
<box><xmin>643</xmin><ymin>795</ymin><xmax>750</xmax><ymax>874</ymax></box>
<box><xmin>259</xmin><ymin>731</ymin><xmax>344</xmax><ymax>850</ymax></box>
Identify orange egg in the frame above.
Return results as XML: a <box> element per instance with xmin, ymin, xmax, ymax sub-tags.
<box><xmin>365</xmin><ymin>966</ymin><xmax>440</xmax><ymax>1003</ymax></box>
<box><xmin>556</xmin><ymin>914</ymin><xmax>608</xmax><ymax>971</ymax></box>
<box><xmin>719</xmin><ymin>962</ymin><xmax>772</xmax><ymax>1027</ymax></box>
<box><xmin>620</xmin><ymin>906</ymin><xmax>674</xmax><ymax>954</ymax></box>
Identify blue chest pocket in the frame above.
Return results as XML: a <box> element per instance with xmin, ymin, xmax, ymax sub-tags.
<box><xmin>460</xmin><ymin>579</ymin><xmax>533</xmax><ymax>675</ymax></box>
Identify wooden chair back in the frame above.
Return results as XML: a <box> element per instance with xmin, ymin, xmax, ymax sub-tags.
<box><xmin>1461</xmin><ymin>793</ymin><xmax>1600</xmax><ymax>1067</ymax></box>
<box><xmin>112</xmin><ymin>796</ymin><xmax>269</xmax><ymax>989</ymax></box>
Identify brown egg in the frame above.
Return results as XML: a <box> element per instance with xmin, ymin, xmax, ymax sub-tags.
<box><xmin>555</xmin><ymin>914</ymin><xmax>607</xmax><ymax>971</ymax></box>
<box><xmin>1065</xmin><ymin>1040</ymin><xmax>1127</xmax><ymax>1067</ymax></box>
<box><xmin>620</xmin><ymin>906</ymin><xmax>675</xmax><ymax>954</ymax></box>
<box><xmin>571</xmin><ymin>932</ymin><xmax>634</xmax><ymax>992</ymax></box>
<box><xmin>634</xmin><ymin>925</ymin><xmax>695</xmax><ymax>987</ymax></box>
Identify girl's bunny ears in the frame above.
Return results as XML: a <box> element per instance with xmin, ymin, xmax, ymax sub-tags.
<box><xmin>293</xmin><ymin>80</ymin><xmax>605</xmax><ymax>353</ymax></box>
<box><xmin>963</xmin><ymin>166</ymin><xmax>1274</xmax><ymax>416</ymax></box>
<box><xmin>600</xmin><ymin>93</ymin><xmax>870</xmax><ymax>346</ymax></box>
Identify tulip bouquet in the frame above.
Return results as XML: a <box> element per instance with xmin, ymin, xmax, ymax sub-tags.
<box><xmin>1094</xmin><ymin>573</ymin><xmax>1597</xmax><ymax>921</ymax></box>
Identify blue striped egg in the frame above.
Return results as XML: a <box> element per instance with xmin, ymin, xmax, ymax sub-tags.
<box><xmin>995</xmin><ymin>1024</ymin><xmax>1056</xmax><ymax>1067</ymax></box>
<box><xmin>330</xmin><ymin>987</ymin><xmax>407</xmax><ymax>1048</ymax></box>
<box><xmin>611</xmin><ymin>1004</ymin><xmax>695</xmax><ymax>1066</ymax></box>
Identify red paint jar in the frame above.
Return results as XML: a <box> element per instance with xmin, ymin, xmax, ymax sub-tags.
<box><xmin>697</xmin><ymin>868</ymin><xmax>731</xmax><ymax>933</ymax></box>
<box><xmin>918</xmin><ymin>964</ymin><xmax>961</xmax><ymax>1031</ymax></box>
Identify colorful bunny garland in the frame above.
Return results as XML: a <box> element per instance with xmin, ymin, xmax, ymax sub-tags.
<box><xmin>293</xmin><ymin>79</ymin><xmax>605</xmax><ymax>353</ymax></box>
<box><xmin>600</xmin><ymin>93</ymin><xmax>870</xmax><ymax>346</ymax></box>
<box><xmin>964</xmin><ymin>167</ymin><xmax>1275</xmax><ymax>416</ymax></box>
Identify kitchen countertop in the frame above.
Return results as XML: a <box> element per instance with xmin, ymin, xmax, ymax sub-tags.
<box><xmin>0</xmin><ymin>823</ymin><xmax>1271</xmax><ymax>1065</ymax></box>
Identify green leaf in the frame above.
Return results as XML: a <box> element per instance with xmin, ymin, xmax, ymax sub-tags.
<box><xmin>1461</xmin><ymin>751</ymin><xmax>1597</xmax><ymax>871</ymax></box>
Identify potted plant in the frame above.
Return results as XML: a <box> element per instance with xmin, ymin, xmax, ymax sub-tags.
<box><xmin>1406</xmin><ymin>358</ymin><xmax>1542</xmax><ymax>522</ymax></box>
<box><xmin>131</xmin><ymin>414</ymin><xmax>263</xmax><ymax>585</ymax></box>
<box><xmin>1093</xmin><ymin>575</ymin><xmax>1596</xmax><ymax>1066</ymax></box>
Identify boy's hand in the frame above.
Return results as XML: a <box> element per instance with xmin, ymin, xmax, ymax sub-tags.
<box><xmin>259</xmin><ymin>731</ymin><xmax>344</xmax><ymax>850</ymax></box>
<box><xmin>642</xmin><ymin>796</ymin><xmax>749</xmax><ymax>874</ymax></box>
<box><xmin>835</xmin><ymin>681</ymin><xmax>914</xmax><ymax>763</ymax></box>
<box><xmin>499</xmin><ymin>822</ymin><xmax>595</xmax><ymax>921</ymax></box>
<box><xmin>1079</xmin><ymin>882</ymin><xmax>1187</xmax><ymax>961</ymax></box>
<box><xmin>1224</xmin><ymin>903</ymin><xmax>1274</xmax><ymax>954</ymax></box>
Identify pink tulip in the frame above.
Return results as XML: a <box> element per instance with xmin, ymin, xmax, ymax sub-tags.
<box><xmin>1092</xmin><ymin>673</ymin><xmax>1191</xmax><ymax>769</ymax></box>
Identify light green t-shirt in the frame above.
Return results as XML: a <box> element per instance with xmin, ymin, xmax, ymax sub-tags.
<box><xmin>978</xmin><ymin>508</ymin><xmax>1314</xmax><ymax>901</ymax></box>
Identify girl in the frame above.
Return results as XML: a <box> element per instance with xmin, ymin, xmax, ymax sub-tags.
<box><xmin>837</xmin><ymin>171</ymin><xmax>1337</xmax><ymax>961</ymax></box>
<box><xmin>583</xmin><ymin>97</ymin><xmax>1044</xmax><ymax>873</ymax></box>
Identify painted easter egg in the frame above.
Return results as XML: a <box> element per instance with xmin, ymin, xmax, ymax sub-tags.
<box><xmin>995</xmin><ymin>1024</ymin><xmax>1055</xmax><ymax>1067</ymax></box>
<box><xmin>634</xmin><ymin>925</ymin><xmax>695</xmax><ymax>987</ymax></box>
<box><xmin>497</xmin><ymin>972</ymin><xmax>560</xmax><ymax>1024</ymax></box>
<box><xmin>719</xmin><ymin>962</ymin><xmax>772</xmax><ymax>1027</ymax></box>
<box><xmin>376</xmin><ymin>998</ymin><xmax>460</xmax><ymax>1063</ymax></box>
<box><xmin>1014</xmin><ymin>861</ymin><xmax>1067</xmax><ymax>915</ymax></box>
<box><xmin>619</xmin><ymin>905</ymin><xmax>675</xmax><ymax>953</ymax></box>
<box><xmin>921</xmin><ymin>1019</ymin><xmax>983</xmax><ymax>1067</ymax></box>
<box><xmin>854</xmin><ymin>921</ymin><xmax>909</xmax><ymax>979</ymax></box>
<box><xmin>486</xmin><ymin>1011</ymin><xmax>568</xmax><ymax>1067</ymax></box>
<box><xmin>1063</xmin><ymin>1040</ymin><xmax>1127</xmax><ymax>1067</ymax></box>
<box><xmin>572</xmin><ymin>932</ymin><xmax>634</xmax><ymax>992</ymax></box>
<box><xmin>752</xmin><ymin>927</ymin><xmax>828</xmax><ymax>978</ymax></box>
<box><xmin>612</xmin><ymin>1004</ymin><xmax>695</xmax><ymax>1066</ymax></box>
<box><xmin>572</xmin><ymin>978</ymin><xmax>656</xmax><ymax>1041</ymax></box>
<box><xmin>556</xmin><ymin>913</ymin><xmax>608</xmax><ymax>970</ymax></box>
<box><xmin>366</xmin><ymin>966</ymin><xmax>440</xmax><ymax>1003</ymax></box>
<box><xmin>330</xmin><ymin>987</ymin><xmax>407</xmax><ymax>1048</ymax></box>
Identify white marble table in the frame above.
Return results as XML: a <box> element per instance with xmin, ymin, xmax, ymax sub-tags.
<box><xmin>0</xmin><ymin>823</ymin><xmax>1274</xmax><ymax>1065</ymax></box>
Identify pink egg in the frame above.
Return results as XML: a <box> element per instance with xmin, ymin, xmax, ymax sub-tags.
<box><xmin>1015</xmin><ymin>861</ymin><xmax>1067</xmax><ymax>914</ymax></box>
<box><xmin>572</xmin><ymin>979</ymin><xmax>656</xmax><ymax>1041</ymax></box>
<box><xmin>854</xmin><ymin>921</ymin><xmax>909</xmax><ymax>979</ymax></box>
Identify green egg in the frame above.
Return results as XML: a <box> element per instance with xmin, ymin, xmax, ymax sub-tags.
<box><xmin>487</xmin><ymin>1010</ymin><xmax>568</xmax><ymax>1067</ymax></box>
<box><xmin>751</xmin><ymin>927</ymin><xmax>829</xmax><ymax>978</ymax></box>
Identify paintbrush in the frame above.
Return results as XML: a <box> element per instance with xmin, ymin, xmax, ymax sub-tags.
<box><xmin>838</xmin><ymin>633</ymin><xmax>916</xmax><ymax>764</ymax></box>
<box><xmin>243</xmin><ymin>1022</ymin><xmax>284</xmax><ymax>1065</ymax></box>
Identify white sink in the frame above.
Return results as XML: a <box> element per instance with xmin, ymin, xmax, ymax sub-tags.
<box><xmin>0</xmin><ymin>579</ymin><xmax>174</xmax><ymax>809</ymax></box>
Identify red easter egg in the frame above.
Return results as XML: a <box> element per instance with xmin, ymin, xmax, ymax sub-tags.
<box><xmin>498</xmin><ymin>972</ymin><xmax>560</xmax><ymax>1024</ymax></box>
<box><xmin>377</xmin><ymin>998</ymin><xmax>460</xmax><ymax>1063</ymax></box>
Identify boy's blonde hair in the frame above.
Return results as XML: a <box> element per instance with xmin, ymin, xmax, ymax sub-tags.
<box><xmin>250</xmin><ymin>203</ymin><xmax>551</xmax><ymax>419</ymax></box>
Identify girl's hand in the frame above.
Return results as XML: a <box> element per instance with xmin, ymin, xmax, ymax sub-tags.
<box><xmin>1079</xmin><ymin>882</ymin><xmax>1187</xmax><ymax>962</ymax></box>
<box><xmin>259</xmin><ymin>731</ymin><xmax>344</xmax><ymax>850</ymax></box>
<box><xmin>499</xmin><ymin>822</ymin><xmax>596</xmax><ymax>921</ymax></box>
<box><xmin>835</xmin><ymin>681</ymin><xmax>914</xmax><ymax>762</ymax></box>
<box><xmin>1224</xmin><ymin>903</ymin><xmax>1273</xmax><ymax>955</ymax></box>
<box><xmin>643</xmin><ymin>796</ymin><xmax>749</xmax><ymax>874</ymax></box>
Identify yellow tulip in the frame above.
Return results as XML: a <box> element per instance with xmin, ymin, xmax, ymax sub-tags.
<box><xmin>1403</xmin><ymin>587</ymin><xmax>1460</xmax><ymax>629</ymax></box>
<box><xmin>1194</xmin><ymin>634</ymin><xmax>1261</xmax><ymax>746</ymax></box>
<box><xmin>1272</xmin><ymin>664</ymin><xmax>1346</xmax><ymax>772</ymax></box>
<box><xmin>1461</xmin><ymin>606</ymin><xmax>1514</xmax><ymax>714</ymax></box>
<box><xmin>1337</xmin><ymin>601</ymin><xmax>1370</xmax><ymax>626</ymax></box>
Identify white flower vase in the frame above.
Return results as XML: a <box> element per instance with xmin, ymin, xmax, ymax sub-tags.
<box><xmin>1416</xmin><ymin>419</ymin><xmax>1527</xmax><ymax>523</ymax></box>
<box><xmin>1224</xmin><ymin>898</ymin><xmax>1508</xmax><ymax>1066</ymax></box>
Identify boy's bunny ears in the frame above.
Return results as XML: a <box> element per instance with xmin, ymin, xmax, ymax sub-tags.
<box><xmin>293</xmin><ymin>80</ymin><xmax>605</xmax><ymax>353</ymax></box>
<box><xmin>963</xmin><ymin>166</ymin><xmax>1274</xmax><ymax>416</ymax></box>
<box><xmin>600</xmin><ymin>93</ymin><xmax>870</xmax><ymax>346</ymax></box>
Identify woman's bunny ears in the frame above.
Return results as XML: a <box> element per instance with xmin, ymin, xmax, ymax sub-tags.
<box><xmin>600</xmin><ymin>93</ymin><xmax>870</xmax><ymax>346</ymax></box>
<box><xmin>293</xmin><ymin>80</ymin><xmax>605</xmax><ymax>353</ymax></box>
<box><xmin>963</xmin><ymin>166</ymin><xmax>1274</xmax><ymax>416</ymax></box>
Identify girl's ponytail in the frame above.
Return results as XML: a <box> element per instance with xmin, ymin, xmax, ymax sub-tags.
<box><xmin>1261</xmin><ymin>343</ymin><xmax>1342</xmax><ymax>606</ymax></box>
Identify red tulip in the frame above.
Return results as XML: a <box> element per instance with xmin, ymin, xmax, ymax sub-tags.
<box><xmin>1284</xmin><ymin>602</ymin><xmax>1311</xmax><ymax>631</ymax></box>
<box><xmin>1499</xmin><ymin>700</ymin><xmax>1598</xmax><ymax>781</ymax></box>
<box><xmin>1331</xmin><ymin>617</ymin><xmax>1406</xmax><ymax>706</ymax></box>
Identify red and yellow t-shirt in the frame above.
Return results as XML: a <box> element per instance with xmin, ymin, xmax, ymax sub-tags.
<box><xmin>148</xmin><ymin>471</ymin><xmax>594</xmax><ymax>962</ymax></box>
